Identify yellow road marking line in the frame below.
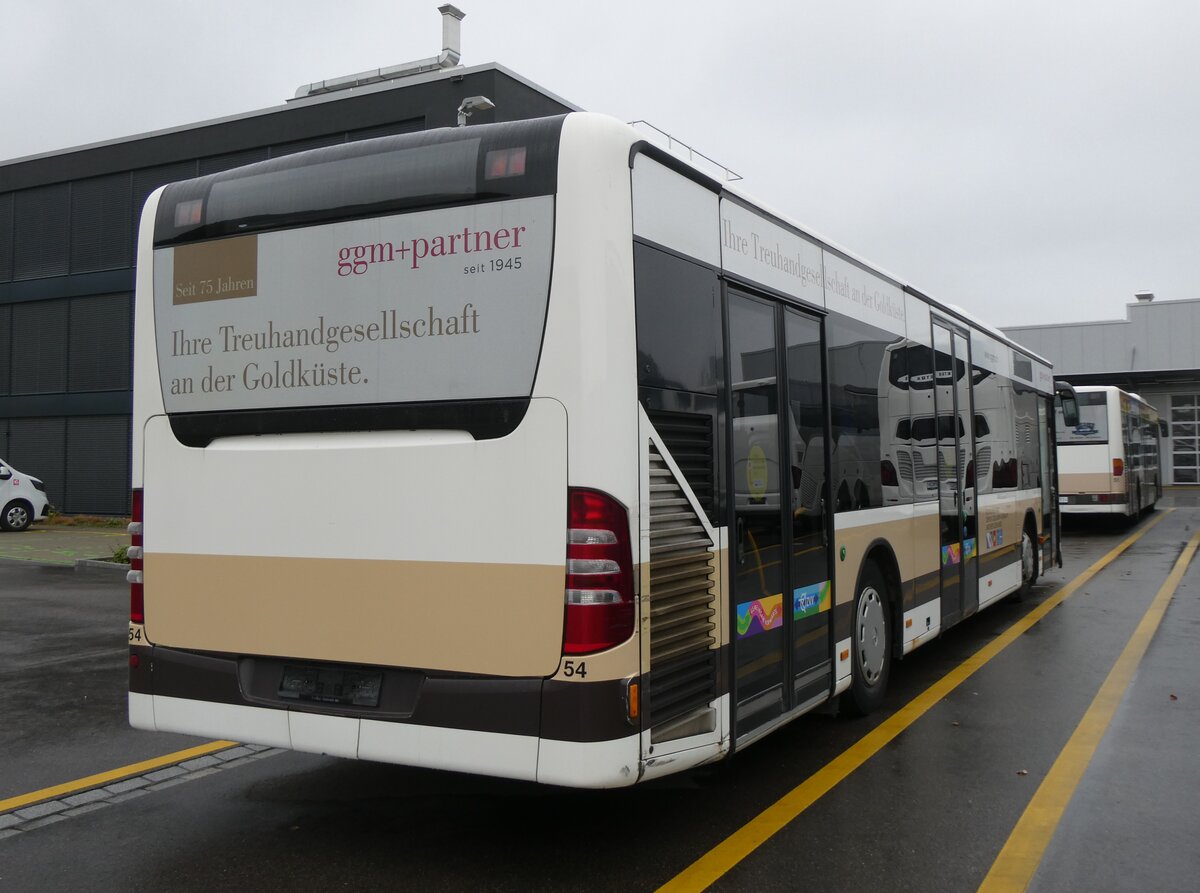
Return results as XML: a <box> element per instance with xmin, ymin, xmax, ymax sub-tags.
<box><xmin>978</xmin><ymin>527</ymin><xmax>1200</xmax><ymax>892</ymax></box>
<box><xmin>656</xmin><ymin>510</ymin><xmax>1171</xmax><ymax>893</ymax></box>
<box><xmin>0</xmin><ymin>740</ymin><xmax>238</xmax><ymax>813</ymax></box>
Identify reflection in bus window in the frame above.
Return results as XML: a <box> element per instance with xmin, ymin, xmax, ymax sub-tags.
<box><xmin>828</xmin><ymin>316</ymin><xmax>904</xmax><ymax>512</ymax></box>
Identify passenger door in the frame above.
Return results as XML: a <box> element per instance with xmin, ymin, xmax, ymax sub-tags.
<box><xmin>932</xmin><ymin>320</ymin><xmax>978</xmax><ymax>625</ymax></box>
<box><xmin>728</xmin><ymin>290</ymin><xmax>832</xmax><ymax>739</ymax></box>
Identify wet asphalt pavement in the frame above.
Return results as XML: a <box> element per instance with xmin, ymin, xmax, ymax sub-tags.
<box><xmin>1</xmin><ymin>500</ymin><xmax>1198</xmax><ymax>892</ymax></box>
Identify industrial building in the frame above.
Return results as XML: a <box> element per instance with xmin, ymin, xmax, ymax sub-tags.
<box><xmin>1003</xmin><ymin>292</ymin><xmax>1200</xmax><ymax>485</ymax></box>
<box><xmin>0</xmin><ymin>7</ymin><xmax>575</xmax><ymax>514</ymax></box>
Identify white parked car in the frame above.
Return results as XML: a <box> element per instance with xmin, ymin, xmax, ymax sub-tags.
<box><xmin>0</xmin><ymin>459</ymin><xmax>50</xmax><ymax>532</ymax></box>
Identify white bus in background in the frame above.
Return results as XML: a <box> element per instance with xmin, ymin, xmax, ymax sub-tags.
<box><xmin>128</xmin><ymin>112</ymin><xmax>1066</xmax><ymax>788</ymax></box>
<box><xmin>1056</xmin><ymin>385</ymin><xmax>1160</xmax><ymax>517</ymax></box>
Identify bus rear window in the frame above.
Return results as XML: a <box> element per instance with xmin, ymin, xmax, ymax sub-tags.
<box><xmin>1056</xmin><ymin>392</ymin><xmax>1108</xmax><ymax>444</ymax></box>
<box><xmin>152</xmin><ymin>195</ymin><xmax>555</xmax><ymax>423</ymax></box>
<box><xmin>910</xmin><ymin>414</ymin><xmax>965</xmax><ymax>441</ymax></box>
<box><xmin>154</xmin><ymin>116</ymin><xmax>565</xmax><ymax>246</ymax></box>
<box><xmin>204</xmin><ymin>140</ymin><xmax>479</xmax><ymax>231</ymax></box>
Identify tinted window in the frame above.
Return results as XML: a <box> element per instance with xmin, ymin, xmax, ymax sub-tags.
<box><xmin>11</xmin><ymin>300</ymin><xmax>68</xmax><ymax>394</ymax></box>
<box><xmin>14</xmin><ymin>184</ymin><xmax>69</xmax><ymax>280</ymax></box>
<box><xmin>70</xmin><ymin>174</ymin><xmax>133</xmax><ymax>273</ymax></box>
<box><xmin>155</xmin><ymin>117</ymin><xmax>565</xmax><ymax>246</ymax></box>
<box><xmin>1057</xmin><ymin>390</ymin><xmax>1108</xmax><ymax>444</ymax></box>
<box><xmin>1014</xmin><ymin>386</ymin><xmax>1041</xmax><ymax>489</ymax></box>
<box><xmin>827</xmin><ymin>314</ymin><xmax>904</xmax><ymax>511</ymax></box>
<box><xmin>635</xmin><ymin>243</ymin><xmax>720</xmax><ymax>395</ymax></box>
<box><xmin>0</xmin><ymin>193</ymin><xmax>12</xmax><ymax>282</ymax></box>
<box><xmin>911</xmin><ymin>415</ymin><xmax>965</xmax><ymax>441</ymax></box>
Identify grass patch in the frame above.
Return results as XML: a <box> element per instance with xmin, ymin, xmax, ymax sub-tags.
<box><xmin>45</xmin><ymin>512</ymin><xmax>130</xmax><ymax>529</ymax></box>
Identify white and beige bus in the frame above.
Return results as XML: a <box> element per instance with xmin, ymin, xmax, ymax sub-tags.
<box><xmin>129</xmin><ymin>112</ymin><xmax>1066</xmax><ymax>788</ymax></box>
<box><xmin>1056</xmin><ymin>385</ymin><xmax>1160</xmax><ymax>517</ymax></box>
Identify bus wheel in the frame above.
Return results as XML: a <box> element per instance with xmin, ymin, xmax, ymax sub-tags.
<box><xmin>847</xmin><ymin>563</ymin><xmax>891</xmax><ymax>716</ymax></box>
<box><xmin>1017</xmin><ymin>522</ymin><xmax>1038</xmax><ymax>601</ymax></box>
<box><xmin>1</xmin><ymin>500</ymin><xmax>32</xmax><ymax>532</ymax></box>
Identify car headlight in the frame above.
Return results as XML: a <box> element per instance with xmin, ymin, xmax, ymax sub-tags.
<box><xmin>31</xmin><ymin>478</ymin><xmax>46</xmax><ymax>492</ymax></box>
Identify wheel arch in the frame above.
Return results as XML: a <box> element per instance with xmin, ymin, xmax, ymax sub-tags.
<box><xmin>854</xmin><ymin>537</ymin><xmax>904</xmax><ymax>659</ymax></box>
<box><xmin>2</xmin><ymin>497</ymin><xmax>35</xmax><ymax>531</ymax></box>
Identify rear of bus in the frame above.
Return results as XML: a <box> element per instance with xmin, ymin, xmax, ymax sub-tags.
<box><xmin>1056</xmin><ymin>386</ymin><xmax>1128</xmax><ymax>514</ymax></box>
<box><xmin>128</xmin><ymin>114</ymin><xmax>652</xmax><ymax>788</ymax></box>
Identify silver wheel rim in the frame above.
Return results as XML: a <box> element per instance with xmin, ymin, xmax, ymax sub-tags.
<box><xmin>6</xmin><ymin>505</ymin><xmax>29</xmax><ymax>530</ymax></box>
<box><xmin>856</xmin><ymin>586</ymin><xmax>886</xmax><ymax>686</ymax></box>
<box><xmin>1021</xmin><ymin>531</ymin><xmax>1035</xmax><ymax>584</ymax></box>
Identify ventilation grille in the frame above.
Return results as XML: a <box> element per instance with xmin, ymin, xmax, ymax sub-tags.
<box><xmin>896</xmin><ymin>448</ymin><xmax>936</xmax><ymax>482</ymax></box>
<box><xmin>646</xmin><ymin>443</ymin><xmax>717</xmax><ymax>732</ymax></box>
<box><xmin>976</xmin><ymin>446</ymin><xmax>992</xmax><ymax>482</ymax></box>
<box><xmin>645</xmin><ymin>409</ymin><xmax>714</xmax><ymax>519</ymax></box>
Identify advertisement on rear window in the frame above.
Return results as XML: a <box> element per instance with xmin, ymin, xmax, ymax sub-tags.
<box><xmin>153</xmin><ymin>196</ymin><xmax>553</xmax><ymax>413</ymax></box>
<box><xmin>1056</xmin><ymin>392</ymin><xmax>1108</xmax><ymax>444</ymax></box>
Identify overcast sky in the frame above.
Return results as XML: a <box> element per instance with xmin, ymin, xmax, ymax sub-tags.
<box><xmin>4</xmin><ymin>1</ymin><xmax>1196</xmax><ymax>327</ymax></box>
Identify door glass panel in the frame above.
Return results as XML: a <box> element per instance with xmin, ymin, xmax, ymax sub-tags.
<box><xmin>785</xmin><ymin>309</ymin><xmax>830</xmax><ymax>692</ymax></box>
<box><xmin>933</xmin><ymin>323</ymin><xmax>962</xmax><ymax>619</ymax></box>
<box><xmin>953</xmin><ymin>331</ymin><xmax>977</xmax><ymax>613</ymax></box>
<box><xmin>729</xmin><ymin>293</ymin><xmax>785</xmax><ymax>728</ymax></box>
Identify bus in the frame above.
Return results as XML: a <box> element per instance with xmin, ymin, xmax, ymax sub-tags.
<box><xmin>129</xmin><ymin>112</ymin><xmax>1067</xmax><ymax>788</ymax></box>
<box><xmin>1056</xmin><ymin>385</ymin><xmax>1160</xmax><ymax>517</ymax></box>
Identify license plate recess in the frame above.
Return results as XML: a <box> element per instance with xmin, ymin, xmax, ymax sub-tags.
<box><xmin>278</xmin><ymin>665</ymin><xmax>382</xmax><ymax>707</ymax></box>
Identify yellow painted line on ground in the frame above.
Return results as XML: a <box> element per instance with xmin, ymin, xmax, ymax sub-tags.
<box><xmin>979</xmin><ymin>527</ymin><xmax>1200</xmax><ymax>892</ymax></box>
<box><xmin>0</xmin><ymin>740</ymin><xmax>238</xmax><ymax>813</ymax></box>
<box><xmin>657</xmin><ymin>510</ymin><xmax>1171</xmax><ymax>893</ymax></box>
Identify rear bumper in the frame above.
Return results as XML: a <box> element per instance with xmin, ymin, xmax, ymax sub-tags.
<box><xmin>1061</xmin><ymin>493</ymin><xmax>1128</xmax><ymax>515</ymax></box>
<box><xmin>130</xmin><ymin>645</ymin><xmax>641</xmax><ymax>788</ymax></box>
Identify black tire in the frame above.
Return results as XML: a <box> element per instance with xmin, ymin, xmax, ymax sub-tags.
<box><xmin>846</xmin><ymin>562</ymin><xmax>891</xmax><ymax>716</ymax></box>
<box><xmin>1125</xmin><ymin>486</ymin><xmax>1141</xmax><ymax>526</ymax></box>
<box><xmin>1</xmin><ymin>500</ymin><xmax>33</xmax><ymax>532</ymax></box>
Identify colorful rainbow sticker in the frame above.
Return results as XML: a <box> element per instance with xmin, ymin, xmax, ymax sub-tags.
<box><xmin>736</xmin><ymin>594</ymin><xmax>783</xmax><ymax>639</ymax></box>
<box><xmin>963</xmin><ymin>538</ymin><xmax>977</xmax><ymax>561</ymax></box>
<box><xmin>793</xmin><ymin>580</ymin><xmax>832</xmax><ymax>620</ymax></box>
<box><xmin>941</xmin><ymin>543</ymin><xmax>962</xmax><ymax>566</ymax></box>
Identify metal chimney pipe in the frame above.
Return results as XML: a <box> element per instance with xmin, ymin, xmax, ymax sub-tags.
<box><xmin>292</xmin><ymin>5</ymin><xmax>465</xmax><ymax>99</ymax></box>
<box><xmin>439</xmin><ymin>5</ymin><xmax>465</xmax><ymax>67</ymax></box>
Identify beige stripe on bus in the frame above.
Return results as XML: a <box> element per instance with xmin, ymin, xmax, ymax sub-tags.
<box><xmin>143</xmin><ymin>553</ymin><xmax>565</xmax><ymax>677</ymax></box>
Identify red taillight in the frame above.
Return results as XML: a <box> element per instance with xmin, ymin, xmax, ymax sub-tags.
<box><xmin>880</xmin><ymin>460</ymin><xmax>899</xmax><ymax>487</ymax></box>
<box><xmin>564</xmin><ymin>488</ymin><xmax>634</xmax><ymax>655</ymax></box>
<box><xmin>484</xmin><ymin>147</ymin><xmax>527</xmax><ymax>179</ymax></box>
<box><xmin>1113</xmin><ymin>458</ymin><xmax>1124</xmax><ymax>477</ymax></box>
<box><xmin>129</xmin><ymin>488</ymin><xmax>144</xmax><ymax>624</ymax></box>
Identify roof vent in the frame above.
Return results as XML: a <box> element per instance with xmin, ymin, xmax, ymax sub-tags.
<box><xmin>1134</xmin><ymin>291</ymin><xmax>1155</xmax><ymax>302</ymax></box>
<box><xmin>292</xmin><ymin>5</ymin><xmax>465</xmax><ymax>100</ymax></box>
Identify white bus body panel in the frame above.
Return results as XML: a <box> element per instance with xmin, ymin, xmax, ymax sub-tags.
<box><xmin>139</xmin><ymin>399</ymin><xmax>568</xmax><ymax>676</ymax></box>
<box><xmin>632</xmin><ymin>156</ymin><xmax>721</xmax><ymax>265</ymax></box>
